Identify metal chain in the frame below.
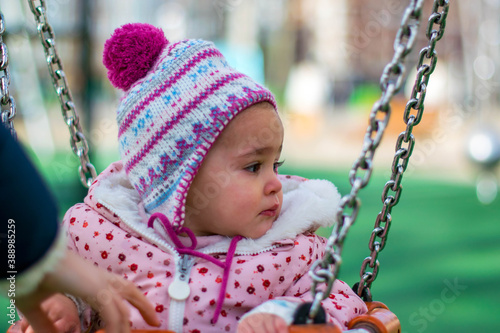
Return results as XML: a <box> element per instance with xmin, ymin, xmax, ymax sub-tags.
<box><xmin>27</xmin><ymin>0</ymin><xmax>96</xmax><ymax>188</ymax></box>
<box><xmin>0</xmin><ymin>12</ymin><xmax>17</xmax><ymax>139</ymax></box>
<box><xmin>357</xmin><ymin>0</ymin><xmax>449</xmax><ymax>298</ymax></box>
<box><xmin>308</xmin><ymin>0</ymin><xmax>450</xmax><ymax>318</ymax></box>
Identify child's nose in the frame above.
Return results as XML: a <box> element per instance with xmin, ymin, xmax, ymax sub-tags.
<box><xmin>265</xmin><ymin>171</ymin><xmax>282</xmax><ymax>195</ymax></box>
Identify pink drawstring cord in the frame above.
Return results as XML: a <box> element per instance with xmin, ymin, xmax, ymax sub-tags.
<box><xmin>148</xmin><ymin>212</ymin><xmax>243</xmax><ymax>323</ymax></box>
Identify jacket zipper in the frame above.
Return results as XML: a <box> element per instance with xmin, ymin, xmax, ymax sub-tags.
<box><xmin>179</xmin><ymin>254</ymin><xmax>194</xmax><ymax>280</ymax></box>
<box><xmin>97</xmin><ymin>200</ymin><xmax>188</xmax><ymax>332</ymax></box>
<box><xmin>168</xmin><ymin>255</ymin><xmax>195</xmax><ymax>332</ymax></box>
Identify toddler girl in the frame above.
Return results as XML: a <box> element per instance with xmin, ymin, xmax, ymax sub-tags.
<box><xmin>29</xmin><ymin>23</ymin><xmax>367</xmax><ymax>332</ymax></box>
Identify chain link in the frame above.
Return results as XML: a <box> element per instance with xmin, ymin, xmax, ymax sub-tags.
<box><xmin>27</xmin><ymin>0</ymin><xmax>96</xmax><ymax>187</ymax></box>
<box><xmin>0</xmin><ymin>12</ymin><xmax>17</xmax><ymax>139</ymax></box>
<box><xmin>358</xmin><ymin>0</ymin><xmax>449</xmax><ymax>297</ymax></box>
<box><xmin>309</xmin><ymin>0</ymin><xmax>450</xmax><ymax>316</ymax></box>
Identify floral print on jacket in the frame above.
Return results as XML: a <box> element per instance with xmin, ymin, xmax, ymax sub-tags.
<box><xmin>63</xmin><ymin>161</ymin><xmax>367</xmax><ymax>332</ymax></box>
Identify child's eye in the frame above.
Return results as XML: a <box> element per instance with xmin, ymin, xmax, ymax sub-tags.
<box><xmin>273</xmin><ymin>161</ymin><xmax>284</xmax><ymax>173</ymax></box>
<box><xmin>245</xmin><ymin>163</ymin><xmax>262</xmax><ymax>173</ymax></box>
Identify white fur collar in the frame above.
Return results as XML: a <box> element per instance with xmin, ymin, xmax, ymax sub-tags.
<box><xmin>93</xmin><ymin>168</ymin><xmax>340</xmax><ymax>253</ymax></box>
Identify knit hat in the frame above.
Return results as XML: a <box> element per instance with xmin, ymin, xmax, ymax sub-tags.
<box><xmin>103</xmin><ymin>23</ymin><xmax>277</xmax><ymax>226</ymax></box>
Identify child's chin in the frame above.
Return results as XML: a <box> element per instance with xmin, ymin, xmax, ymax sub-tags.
<box><xmin>245</xmin><ymin>224</ymin><xmax>273</xmax><ymax>239</ymax></box>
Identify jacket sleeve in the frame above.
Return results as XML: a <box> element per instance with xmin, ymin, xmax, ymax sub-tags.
<box><xmin>0</xmin><ymin>125</ymin><xmax>67</xmax><ymax>297</ymax></box>
<box><xmin>241</xmin><ymin>234</ymin><xmax>368</xmax><ymax>330</ymax></box>
<box><xmin>0</xmin><ymin>125</ymin><xmax>59</xmax><ymax>276</ymax></box>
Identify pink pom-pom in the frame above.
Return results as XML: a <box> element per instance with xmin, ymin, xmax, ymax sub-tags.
<box><xmin>103</xmin><ymin>23</ymin><xmax>168</xmax><ymax>90</ymax></box>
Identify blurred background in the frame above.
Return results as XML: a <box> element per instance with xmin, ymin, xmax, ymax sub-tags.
<box><xmin>1</xmin><ymin>0</ymin><xmax>499</xmax><ymax>332</ymax></box>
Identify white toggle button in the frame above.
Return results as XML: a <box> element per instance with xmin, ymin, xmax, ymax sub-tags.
<box><xmin>168</xmin><ymin>279</ymin><xmax>190</xmax><ymax>300</ymax></box>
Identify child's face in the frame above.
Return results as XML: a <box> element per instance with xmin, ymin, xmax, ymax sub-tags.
<box><xmin>185</xmin><ymin>102</ymin><xmax>284</xmax><ymax>239</ymax></box>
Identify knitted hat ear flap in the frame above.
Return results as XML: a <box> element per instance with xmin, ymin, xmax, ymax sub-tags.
<box><xmin>104</xmin><ymin>23</ymin><xmax>277</xmax><ymax>227</ymax></box>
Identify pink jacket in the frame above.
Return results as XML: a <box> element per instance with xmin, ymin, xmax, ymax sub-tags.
<box><xmin>63</xmin><ymin>162</ymin><xmax>367</xmax><ymax>332</ymax></box>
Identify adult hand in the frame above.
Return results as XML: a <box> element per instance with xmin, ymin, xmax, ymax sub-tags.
<box><xmin>15</xmin><ymin>250</ymin><xmax>160</xmax><ymax>333</ymax></box>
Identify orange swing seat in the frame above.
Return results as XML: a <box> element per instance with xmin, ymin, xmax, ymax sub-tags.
<box><xmin>289</xmin><ymin>301</ymin><xmax>400</xmax><ymax>333</ymax></box>
<box><xmin>86</xmin><ymin>301</ymin><xmax>399</xmax><ymax>333</ymax></box>
<box><xmin>7</xmin><ymin>300</ymin><xmax>400</xmax><ymax>333</ymax></box>
<box><xmin>7</xmin><ymin>301</ymin><xmax>400</xmax><ymax>333</ymax></box>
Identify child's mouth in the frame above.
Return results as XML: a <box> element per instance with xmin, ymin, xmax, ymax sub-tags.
<box><xmin>260</xmin><ymin>204</ymin><xmax>280</xmax><ymax>217</ymax></box>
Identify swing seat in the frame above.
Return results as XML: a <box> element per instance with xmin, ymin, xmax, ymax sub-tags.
<box><xmin>289</xmin><ymin>301</ymin><xmax>400</xmax><ymax>333</ymax></box>
<box><xmin>347</xmin><ymin>302</ymin><xmax>400</xmax><ymax>333</ymax></box>
<box><xmin>6</xmin><ymin>301</ymin><xmax>399</xmax><ymax>333</ymax></box>
<box><xmin>288</xmin><ymin>324</ymin><xmax>342</xmax><ymax>333</ymax></box>
<box><xmin>92</xmin><ymin>301</ymin><xmax>399</xmax><ymax>333</ymax></box>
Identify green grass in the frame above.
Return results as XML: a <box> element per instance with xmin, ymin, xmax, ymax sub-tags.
<box><xmin>281</xmin><ymin>165</ymin><xmax>500</xmax><ymax>332</ymax></box>
<box><xmin>2</xmin><ymin>157</ymin><xmax>499</xmax><ymax>332</ymax></box>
